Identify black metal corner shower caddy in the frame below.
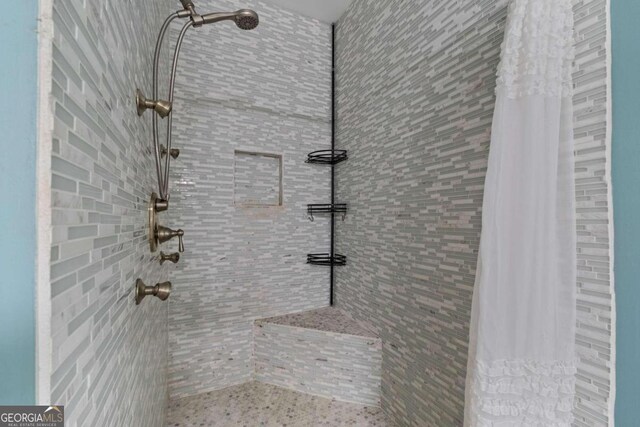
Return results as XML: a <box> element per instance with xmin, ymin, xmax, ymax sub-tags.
<box><xmin>306</xmin><ymin>24</ymin><xmax>346</xmax><ymax>306</ymax></box>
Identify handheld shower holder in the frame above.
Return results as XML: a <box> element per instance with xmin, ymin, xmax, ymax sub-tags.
<box><xmin>178</xmin><ymin>0</ymin><xmax>206</xmax><ymax>26</ymax></box>
<box><xmin>160</xmin><ymin>251</ymin><xmax>180</xmax><ymax>265</ymax></box>
<box><xmin>161</xmin><ymin>145</ymin><xmax>180</xmax><ymax>159</ymax></box>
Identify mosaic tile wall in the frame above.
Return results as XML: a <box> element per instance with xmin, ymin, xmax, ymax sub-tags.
<box><xmin>254</xmin><ymin>307</ymin><xmax>382</xmax><ymax>405</ymax></box>
<box><xmin>572</xmin><ymin>1</ymin><xmax>614</xmax><ymax>424</ymax></box>
<box><xmin>334</xmin><ymin>0</ymin><xmax>613</xmax><ymax>425</ymax></box>
<box><xmin>168</xmin><ymin>0</ymin><xmax>333</xmax><ymax>399</ymax></box>
<box><xmin>49</xmin><ymin>0</ymin><xmax>174</xmax><ymax>425</ymax></box>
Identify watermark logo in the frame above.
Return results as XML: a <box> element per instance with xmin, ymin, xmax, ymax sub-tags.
<box><xmin>0</xmin><ymin>406</ymin><xmax>64</xmax><ymax>427</ymax></box>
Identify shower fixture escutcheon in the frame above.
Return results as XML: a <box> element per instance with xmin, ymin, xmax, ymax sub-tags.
<box><xmin>148</xmin><ymin>193</ymin><xmax>168</xmax><ymax>248</ymax></box>
<box><xmin>149</xmin><ymin>193</ymin><xmax>185</xmax><ymax>253</ymax></box>
<box><xmin>135</xmin><ymin>279</ymin><xmax>172</xmax><ymax>304</ymax></box>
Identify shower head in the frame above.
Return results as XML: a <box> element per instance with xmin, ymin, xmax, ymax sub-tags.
<box><xmin>235</xmin><ymin>10</ymin><xmax>260</xmax><ymax>30</ymax></box>
<box><xmin>201</xmin><ymin>9</ymin><xmax>259</xmax><ymax>30</ymax></box>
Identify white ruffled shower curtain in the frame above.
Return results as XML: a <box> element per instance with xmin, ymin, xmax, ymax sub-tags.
<box><xmin>465</xmin><ymin>0</ymin><xmax>577</xmax><ymax>425</ymax></box>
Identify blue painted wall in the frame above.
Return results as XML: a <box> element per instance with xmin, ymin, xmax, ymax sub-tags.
<box><xmin>612</xmin><ymin>0</ymin><xmax>640</xmax><ymax>424</ymax></box>
<box><xmin>0</xmin><ymin>0</ymin><xmax>38</xmax><ymax>404</ymax></box>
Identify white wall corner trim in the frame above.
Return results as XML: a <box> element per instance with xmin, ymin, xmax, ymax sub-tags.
<box><xmin>604</xmin><ymin>0</ymin><xmax>616</xmax><ymax>424</ymax></box>
<box><xmin>36</xmin><ymin>0</ymin><xmax>54</xmax><ymax>405</ymax></box>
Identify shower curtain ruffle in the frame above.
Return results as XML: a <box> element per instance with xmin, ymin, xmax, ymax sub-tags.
<box><xmin>465</xmin><ymin>0</ymin><xmax>577</xmax><ymax>425</ymax></box>
<box><xmin>468</xmin><ymin>359</ymin><xmax>576</xmax><ymax>426</ymax></box>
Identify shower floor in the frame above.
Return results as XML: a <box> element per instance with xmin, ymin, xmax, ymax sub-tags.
<box><xmin>166</xmin><ymin>381</ymin><xmax>387</xmax><ymax>426</ymax></box>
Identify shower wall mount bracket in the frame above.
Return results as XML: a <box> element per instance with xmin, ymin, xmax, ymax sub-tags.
<box><xmin>148</xmin><ymin>193</ymin><xmax>160</xmax><ymax>252</ymax></box>
<box><xmin>161</xmin><ymin>145</ymin><xmax>180</xmax><ymax>159</ymax></box>
<box><xmin>148</xmin><ymin>192</ymin><xmax>169</xmax><ymax>252</ymax></box>
<box><xmin>136</xmin><ymin>88</ymin><xmax>172</xmax><ymax>118</ymax></box>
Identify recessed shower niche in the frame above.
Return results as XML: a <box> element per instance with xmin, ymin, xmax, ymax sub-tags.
<box><xmin>233</xmin><ymin>150</ymin><xmax>283</xmax><ymax>207</ymax></box>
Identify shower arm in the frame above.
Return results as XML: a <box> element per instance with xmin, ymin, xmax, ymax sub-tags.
<box><xmin>180</xmin><ymin>0</ymin><xmax>207</xmax><ymax>27</ymax></box>
<box><xmin>179</xmin><ymin>0</ymin><xmax>197</xmax><ymax>16</ymax></box>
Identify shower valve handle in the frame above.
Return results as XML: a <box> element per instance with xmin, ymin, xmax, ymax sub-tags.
<box><xmin>159</xmin><ymin>251</ymin><xmax>180</xmax><ymax>265</ymax></box>
<box><xmin>135</xmin><ymin>279</ymin><xmax>171</xmax><ymax>305</ymax></box>
<box><xmin>156</xmin><ymin>225</ymin><xmax>185</xmax><ymax>253</ymax></box>
<box><xmin>178</xmin><ymin>233</ymin><xmax>184</xmax><ymax>253</ymax></box>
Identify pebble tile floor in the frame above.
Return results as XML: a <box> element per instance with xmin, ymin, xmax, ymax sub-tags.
<box><xmin>166</xmin><ymin>381</ymin><xmax>388</xmax><ymax>426</ymax></box>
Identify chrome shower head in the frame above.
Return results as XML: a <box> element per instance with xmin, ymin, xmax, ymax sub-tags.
<box><xmin>201</xmin><ymin>9</ymin><xmax>259</xmax><ymax>30</ymax></box>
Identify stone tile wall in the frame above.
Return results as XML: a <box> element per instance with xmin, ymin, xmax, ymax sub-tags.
<box><xmin>572</xmin><ymin>1</ymin><xmax>615</xmax><ymax>425</ymax></box>
<box><xmin>334</xmin><ymin>0</ymin><xmax>613</xmax><ymax>425</ymax></box>
<box><xmin>253</xmin><ymin>307</ymin><xmax>382</xmax><ymax>405</ymax></box>
<box><xmin>167</xmin><ymin>0</ymin><xmax>333</xmax><ymax>399</ymax></box>
<box><xmin>49</xmin><ymin>0</ymin><xmax>174</xmax><ymax>425</ymax></box>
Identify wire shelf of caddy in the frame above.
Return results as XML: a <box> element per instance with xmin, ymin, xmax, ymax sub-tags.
<box><xmin>306</xmin><ymin>149</ymin><xmax>348</xmax><ymax>165</ymax></box>
<box><xmin>307</xmin><ymin>203</ymin><xmax>347</xmax><ymax>221</ymax></box>
<box><xmin>306</xmin><ymin>253</ymin><xmax>347</xmax><ymax>267</ymax></box>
